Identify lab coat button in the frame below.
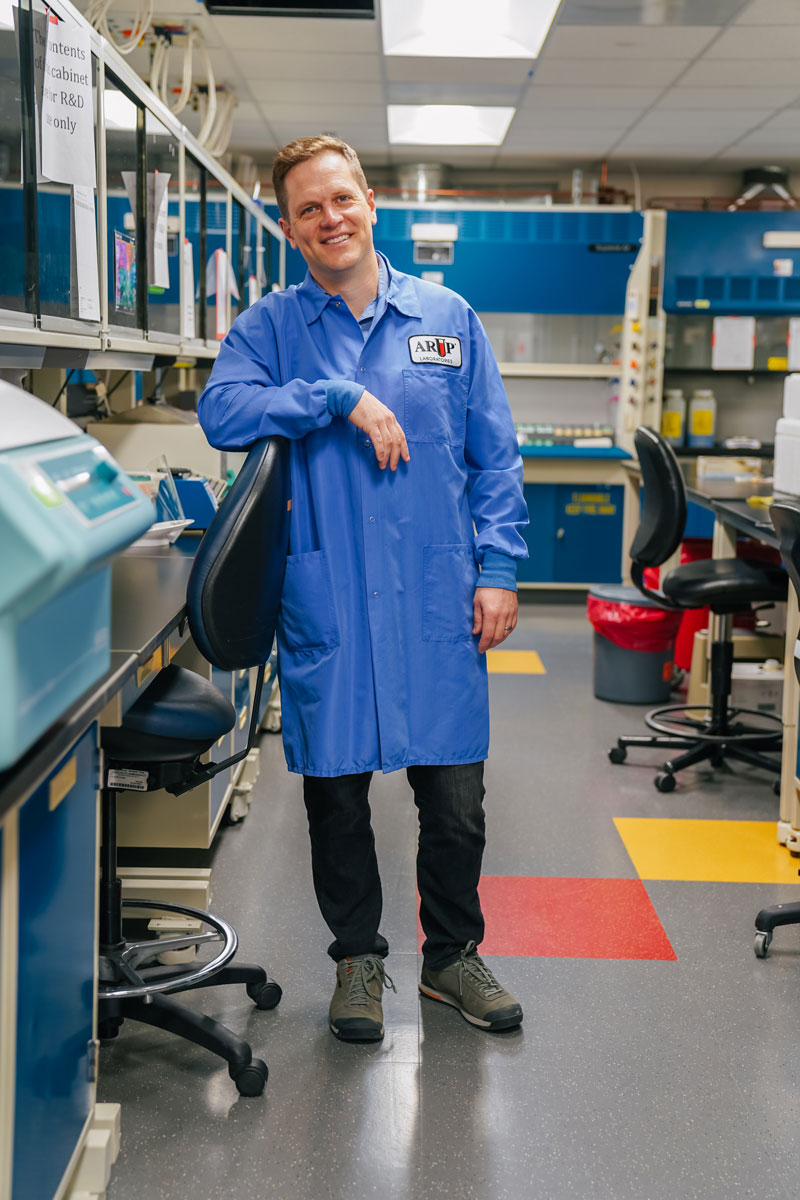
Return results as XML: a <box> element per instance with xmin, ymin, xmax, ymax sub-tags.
<box><xmin>364</xmin><ymin>439</ymin><xmax>371</xmax><ymax>447</ymax></box>
<box><xmin>369</xmin><ymin>516</ymin><xmax>375</xmax><ymax>523</ymax></box>
<box><xmin>373</xmin><ymin>591</ymin><xmax>379</xmax><ymax>598</ymax></box>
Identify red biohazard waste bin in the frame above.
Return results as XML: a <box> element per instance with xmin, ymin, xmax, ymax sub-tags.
<box><xmin>588</xmin><ymin>584</ymin><xmax>683</xmax><ymax>704</ymax></box>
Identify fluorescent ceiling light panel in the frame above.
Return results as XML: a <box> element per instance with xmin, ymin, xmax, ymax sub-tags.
<box><xmin>388</xmin><ymin>105</ymin><xmax>515</xmax><ymax>145</ymax></box>
<box><xmin>381</xmin><ymin>0</ymin><xmax>562</xmax><ymax>59</ymax></box>
<box><xmin>104</xmin><ymin>91</ymin><xmax>138</xmax><ymax>131</ymax></box>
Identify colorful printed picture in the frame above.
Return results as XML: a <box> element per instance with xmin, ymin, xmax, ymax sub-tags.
<box><xmin>114</xmin><ymin>231</ymin><xmax>136</xmax><ymax>314</ymax></box>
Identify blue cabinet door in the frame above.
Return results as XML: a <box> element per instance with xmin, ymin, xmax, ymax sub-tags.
<box><xmin>518</xmin><ymin>484</ymin><xmax>556</xmax><ymax>582</ymax></box>
<box><xmin>14</xmin><ymin>724</ymin><xmax>98</xmax><ymax>1200</ymax></box>
<box><xmin>553</xmin><ymin>484</ymin><xmax>624</xmax><ymax>584</ymax></box>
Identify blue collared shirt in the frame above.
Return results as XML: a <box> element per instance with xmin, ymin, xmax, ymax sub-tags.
<box><xmin>198</xmin><ymin>253</ymin><xmax>528</xmax><ymax>776</ymax></box>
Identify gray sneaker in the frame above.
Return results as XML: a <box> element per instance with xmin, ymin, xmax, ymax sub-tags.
<box><xmin>329</xmin><ymin>954</ymin><xmax>396</xmax><ymax>1042</ymax></box>
<box><xmin>419</xmin><ymin>941</ymin><xmax>523</xmax><ymax>1031</ymax></box>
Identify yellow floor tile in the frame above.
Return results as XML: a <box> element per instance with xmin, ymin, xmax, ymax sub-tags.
<box><xmin>614</xmin><ymin>818</ymin><xmax>800</xmax><ymax>884</ymax></box>
<box><xmin>486</xmin><ymin>650</ymin><xmax>546</xmax><ymax>675</ymax></box>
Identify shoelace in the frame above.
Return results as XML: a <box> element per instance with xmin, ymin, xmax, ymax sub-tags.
<box><xmin>459</xmin><ymin>940</ymin><xmax>504</xmax><ymax>998</ymax></box>
<box><xmin>345</xmin><ymin>955</ymin><xmax>397</xmax><ymax>1007</ymax></box>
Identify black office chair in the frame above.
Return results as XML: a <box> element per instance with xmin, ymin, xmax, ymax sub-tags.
<box><xmin>609</xmin><ymin>426</ymin><xmax>786</xmax><ymax>793</ymax></box>
<box><xmin>98</xmin><ymin>436</ymin><xmax>290</xmax><ymax>1096</ymax></box>
<box><xmin>755</xmin><ymin>500</ymin><xmax>800</xmax><ymax>957</ymax></box>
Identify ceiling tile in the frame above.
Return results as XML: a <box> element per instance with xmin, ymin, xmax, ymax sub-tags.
<box><xmin>611</xmin><ymin>139</ymin><xmax>722</xmax><ymax>156</ymax></box>
<box><xmin>530</xmin><ymin>58</ymin><xmax>687</xmax><ymax>87</ymax></box>
<box><xmin>630</xmin><ymin>110</ymin><xmax>774</xmax><ymax>132</ymax></box>
<box><xmin>387</xmin><ymin>82</ymin><xmax>521</xmax><ymax>106</ymax></box>
<box><xmin>511</xmin><ymin>108</ymin><xmax>634</xmax><ymax>130</ymax></box>
<box><xmin>656</xmin><ymin>87</ymin><xmax>800</xmax><ymax>109</ymax></box>
<box><xmin>209</xmin><ymin>14</ymin><xmax>379</xmax><ymax>52</ymax></box>
<box><xmin>678</xmin><ymin>59</ymin><xmax>800</xmax><ymax>86</ymax></box>
<box><xmin>543</xmin><ymin>24</ymin><xmax>720</xmax><ymax>59</ymax></box>
<box><xmin>257</xmin><ymin>102</ymin><xmax>382</xmax><ymax>125</ymax></box>
<box><xmin>249</xmin><ymin>81</ymin><xmax>383</xmax><ymax>105</ymax></box>
<box><xmin>386</xmin><ymin>58</ymin><xmax>533</xmax><ymax>85</ymax></box>
<box><xmin>229</xmin><ymin>50</ymin><xmax>382</xmax><ymax>82</ymax></box>
<box><xmin>558</xmin><ymin>0</ymin><xmax>743</xmax><ymax>25</ymax></box>
<box><xmin>735</xmin><ymin>0</ymin><xmax>800</xmax><ymax>23</ymax></box>
<box><xmin>520</xmin><ymin>85</ymin><xmax>663</xmax><ymax>109</ymax></box>
<box><xmin>705</xmin><ymin>25</ymin><xmax>800</xmax><ymax>57</ymax></box>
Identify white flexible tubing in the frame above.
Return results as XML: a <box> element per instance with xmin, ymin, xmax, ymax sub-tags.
<box><xmin>152</xmin><ymin>29</ymin><xmax>195</xmax><ymax>114</ymax></box>
<box><xmin>206</xmin><ymin>92</ymin><xmax>235</xmax><ymax>158</ymax></box>
<box><xmin>196</xmin><ymin>36</ymin><xmax>217</xmax><ymax>146</ymax></box>
<box><xmin>94</xmin><ymin>0</ymin><xmax>153</xmax><ymax>56</ymax></box>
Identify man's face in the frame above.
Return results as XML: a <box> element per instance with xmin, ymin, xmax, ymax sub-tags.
<box><xmin>278</xmin><ymin>151</ymin><xmax>377</xmax><ymax>286</ymax></box>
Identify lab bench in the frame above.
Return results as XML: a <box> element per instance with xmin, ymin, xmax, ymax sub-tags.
<box><xmin>0</xmin><ymin>534</ymin><xmax>265</xmax><ymax>1200</ymax></box>
<box><xmin>624</xmin><ymin>459</ymin><xmax>800</xmax><ymax>856</ymax></box>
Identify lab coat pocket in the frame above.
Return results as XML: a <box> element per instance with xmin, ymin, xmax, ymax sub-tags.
<box><xmin>423</xmin><ymin>544</ymin><xmax>477</xmax><ymax>642</ymax></box>
<box><xmin>279</xmin><ymin>550</ymin><xmax>341</xmax><ymax>652</ymax></box>
<box><xmin>402</xmin><ymin>369</ymin><xmax>468</xmax><ymax>446</ymax></box>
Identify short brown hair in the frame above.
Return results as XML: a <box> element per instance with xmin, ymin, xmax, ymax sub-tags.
<box><xmin>271</xmin><ymin>135</ymin><xmax>369</xmax><ymax>221</ymax></box>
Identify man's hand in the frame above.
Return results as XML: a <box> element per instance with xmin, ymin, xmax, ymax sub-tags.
<box><xmin>473</xmin><ymin>588</ymin><xmax>518</xmax><ymax>654</ymax></box>
<box><xmin>348</xmin><ymin>390</ymin><xmax>410</xmax><ymax>471</ymax></box>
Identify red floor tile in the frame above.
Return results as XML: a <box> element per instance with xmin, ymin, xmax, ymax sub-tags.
<box><xmin>417</xmin><ymin>876</ymin><xmax>677</xmax><ymax>961</ymax></box>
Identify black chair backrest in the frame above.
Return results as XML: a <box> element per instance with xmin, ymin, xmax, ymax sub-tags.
<box><xmin>187</xmin><ymin>437</ymin><xmax>291</xmax><ymax>671</ymax></box>
<box><xmin>770</xmin><ymin>501</ymin><xmax>800</xmax><ymax>602</ymax></box>
<box><xmin>629</xmin><ymin>426</ymin><xmax>687</xmax><ymax>568</ymax></box>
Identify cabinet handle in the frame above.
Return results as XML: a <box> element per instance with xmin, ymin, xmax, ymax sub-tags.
<box><xmin>556</xmin><ymin>528</ymin><xmax>565</xmax><ymax>539</ymax></box>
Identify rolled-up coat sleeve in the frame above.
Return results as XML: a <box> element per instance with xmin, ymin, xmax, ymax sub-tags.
<box><xmin>464</xmin><ymin>308</ymin><xmax>529</xmax><ymax>563</ymax></box>
<box><xmin>198</xmin><ymin>303</ymin><xmax>335</xmax><ymax>449</ymax></box>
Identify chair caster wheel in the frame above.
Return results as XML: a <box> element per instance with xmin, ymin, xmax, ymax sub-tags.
<box><xmin>655</xmin><ymin>771</ymin><xmax>675</xmax><ymax>793</ymax></box>
<box><xmin>247</xmin><ymin>980</ymin><xmax>283</xmax><ymax>1010</ymax></box>
<box><xmin>230</xmin><ymin>1057</ymin><xmax>269</xmax><ymax>1096</ymax></box>
<box><xmin>754</xmin><ymin>931</ymin><xmax>772</xmax><ymax>958</ymax></box>
<box><xmin>609</xmin><ymin>746</ymin><xmax>627</xmax><ymax>764</ymax></box>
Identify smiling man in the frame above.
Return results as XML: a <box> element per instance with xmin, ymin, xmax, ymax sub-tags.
<box><xmin>198</xmin><ymin>135</ymin><xmax>529</xmax><ymax>1042</ymax></box>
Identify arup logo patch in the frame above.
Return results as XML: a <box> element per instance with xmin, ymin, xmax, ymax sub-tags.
<box><xmin>408</xmin><ymin>335</ymin><xmax>462</xmax><ymax>368</ymax></box>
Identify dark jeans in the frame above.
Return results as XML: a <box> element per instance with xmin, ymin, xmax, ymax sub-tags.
<box><xmin>302</xmin><ymin>762</ymin><xmax>486</xmax><ymax>971</ymax></box>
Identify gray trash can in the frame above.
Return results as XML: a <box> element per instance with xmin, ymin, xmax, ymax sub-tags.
<box><xmin>589</xmin><ymin>584</ymin><xmax>675</xmax><ymax>705</ymax></box>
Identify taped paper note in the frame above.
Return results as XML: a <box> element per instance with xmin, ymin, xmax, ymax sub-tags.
<box><xmin>149</xmin><ymin>170</ymin><xmax>170</xmax><ymax>288</ymax></box>
<box><xmin>72</xmin><ymin>185</ymin><xmax>100</xmax><ymax>320</ymax></box>
<box><xmin>711</xmin><ymin>316</ymin><xmax>755</xmax><ymax>371</ymax></box>
<box><xmin>40</xmin><ymin>15</ymin><xmax>95</xmax><ymax>188</ymax></box>
<box><xmin>182</xmin><ymin>239</ymin><xmax>196</xmax><ymax>339</ymax></box>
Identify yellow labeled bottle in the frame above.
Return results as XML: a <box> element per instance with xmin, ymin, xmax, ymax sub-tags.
<box><xmin>688</xmin><ymin>389</ymin><xmax>716</xmax><ymax>448</ymax></box>
<box><xmin>660</xmin><ymin>388</ymin><xmax>686</xmax><ymax>446</ymax></box>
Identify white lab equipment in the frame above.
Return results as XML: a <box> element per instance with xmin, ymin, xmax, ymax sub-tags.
<box><xmin>687</xmin><ymin>388</ymin><xmax>717</xmax><ymax>448</ymax></box>
<box><xmin>0</xmin><ymin>384</ymin><xmax>155</xmax><ymax>770</ymax></box>
<box><xmin>660</xmin><ymin>388</ymin><xmax>686</xmax><ymax>446</ymax></box>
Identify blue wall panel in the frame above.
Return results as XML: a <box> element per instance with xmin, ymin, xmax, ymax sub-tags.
<box><xmin>664</xmin><ymin>211</ymin><xmax>800</xmax><ymax>314</ymax></box>
<box><xmin>266</xmin><ymin>204</ymin><xmax>642</xmax><ymax>314</ymax></box>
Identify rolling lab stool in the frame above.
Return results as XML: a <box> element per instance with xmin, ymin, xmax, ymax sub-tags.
<box><xmin>99</xmin><ymin>436</ymin><xmax>290</xmax><ymax>1096</ymax></box>
<box><xmin>609</xmin><ymin>427</ymin><xmax>786</xmax><ymax>793</ymax></box>
<box><xmin>755</xmin><ymin>500</ymin><xmax>800</xmax><ymax>957</ymax></box>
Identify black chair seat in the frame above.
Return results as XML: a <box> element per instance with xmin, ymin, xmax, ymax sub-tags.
<box><xmin>102</xmin><ymin>665</ymin><xmax>235</xmax><ymax>762</ymax></box>
<box><xmin>662</xmin><ymin>557</ymin><xmax>787</xmax><ymax>613</ymax></box>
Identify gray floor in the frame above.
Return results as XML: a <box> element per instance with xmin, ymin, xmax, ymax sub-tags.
<box><xmin>98</xmin><ymin>603</ymin><xmax>800</xmax><ymax>1200</ymax></box>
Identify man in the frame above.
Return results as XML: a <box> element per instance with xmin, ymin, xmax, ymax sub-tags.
<box><xmin>198</xmin><ymin>135</ymin><xmax>529</xmax><ymax>1042</ymax></box>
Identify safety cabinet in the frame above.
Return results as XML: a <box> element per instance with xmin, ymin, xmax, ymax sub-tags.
<box><xmin>519</xmin><ymin>482</ymin><xmax>625</xmax><ymax>586</ymax></box>
<box><xmin>4</xmin><ymin>725</ymin><xmax>99</xmax><ymax>1200</ymax></box>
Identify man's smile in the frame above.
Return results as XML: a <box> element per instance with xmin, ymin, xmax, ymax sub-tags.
<box><xmin>322</xmin><ymin>233</ymin><xmax>352</xmax><ymax>244</ymax></box>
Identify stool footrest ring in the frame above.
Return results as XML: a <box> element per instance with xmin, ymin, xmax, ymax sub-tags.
<box><xmin>643</xmin><ymin>703</ymin><xmax>782</xmax><ymax>745</ymax></box>
<box><xmin>99</xmin><ymin>899</ymin><xmax>238</xmax><ymax>1001</ymax></box>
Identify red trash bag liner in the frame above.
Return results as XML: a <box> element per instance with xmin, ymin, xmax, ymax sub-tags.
<box><xmin>587</xmin><ymin>594</ymin><xmax>682</xmax><ymax>653</ymax></box>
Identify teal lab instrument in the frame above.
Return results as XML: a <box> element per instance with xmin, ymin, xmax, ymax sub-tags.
<box><xmin>0</xmin><ymin>384</ymin><xmax>155</xmax><ymax>770</ymax></box>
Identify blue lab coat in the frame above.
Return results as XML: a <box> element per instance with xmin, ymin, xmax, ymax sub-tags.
<box><xmin>198</xmin><ymin>258</ymin><xmax>528</xmax><ymax>776</ymax></box>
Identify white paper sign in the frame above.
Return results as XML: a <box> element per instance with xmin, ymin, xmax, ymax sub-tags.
<box><xmin>72</xmin><ymin>185</ymin><xmax>100</xmax><ymax>320</ymax></box>
<box><xmin>182</xmin><ymin>240</ymin><xmax>195</xmax><ymax>339</ymax></box>
<box><xmin>215</xmin><ymin>249</ymin><xmax>228</xmax><ymax>340</ymax></box>
<box><xmin>40</xmin><ymin>16</ymin><xmax>95</xmax><ymax>188</ymax></box>
<box><xmin>149</xmin><ymin>170</ymin><xmax>170</xmax><ymax>288</ymax></box>
<box><xmin>711</xmin><ymin>316</ymin><xmax>755</xmax><ymax>371</ymax></box>
<box><xmin>788</xmin><ymin>318</ymin><xmax>800</xmax><ymax>372</ymax></box>
<box><xmin>121</xmin><ymin>169</ymin><xmax>137</xmax><ymax>222</ymax></box>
